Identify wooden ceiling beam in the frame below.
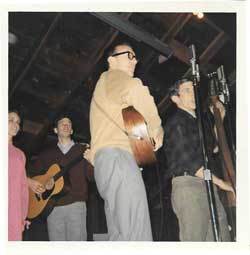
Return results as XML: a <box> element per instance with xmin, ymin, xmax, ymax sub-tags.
<box><xmin>142</xmin><ymin>13</ymin><xmax>192</xmax><ymax>72</ymax></box>
<box><xmin>199</xmin><ymin>31</ymin><xmax>228</xmax><ymax>65</ymax></box>
<box><xmin>19</xmin><ymin>86</ymin><xmax>51</xmax><ymax>104</ymax></box>
<box><xmin>169</xmin><ymin>31</ymin><xmax>228</xmax><ymax>75</ymax></box>
<box><xmin>39</xmin><ymin>47</ymin><xmax>90</xmax><ymax>82</ymax></box>
<box><xmin>19</xmin><ymin>84</ymin><xmax>67</xmax><ymax>108</ymax></box>
<box><xmin>9</xmin><ymin>13</ymin><xmax>62</xmax><ymax>100</ymax></box>
<box><xmin>157</xmin><ymin>34</ymin><xmax>225</xmax><ymax>111</ymax></box>
<box><xmin>34</xmin><ymin>62</ymin><xmax>72</xmax><ymax>81</ymax></box>
<box><xmin>204</xmin><ymin>16</ymin><xmax>234</xmax><ymax>44</ymax></box>
<box><xmin>27</xmin><ymin>13</ymin><xmax>129</xmax><ymax>150</ymax></box>
<box><xmin>88</xmin><ymin>13</ymin><xmax>132</xmax><ymax>61</ymax></box>
<box><xmin>82</xmin><ymin>13</ymin><xmax>132</xmax><ymax>89</ymax></box>
<box><xmin>182</xmin><ymin>31</ymin><xmax>228</xmax><ymax>76</ymax></box>
<box><xmin>143</xmin><ymin>14</ymin><xmax>231</xmax><ymax>76</ymax></box>
<box><xmin>91</xmin><ymin>12</ymin><xmax>172</xmax><ymax>57</ymax></box>
<box><xmin>168</xmin><ymin>39</ymin><xmax>190</xmax><ymax>64</ymax></box>
<box><xmin>161</xmin><ymin>13</ymin><xmax>193</xmax><ymax>42</ymax></box>
<box><xmin>9</xmin><ymin>52</ymin><xmax>74</xmax><ymax>82</ymax></box>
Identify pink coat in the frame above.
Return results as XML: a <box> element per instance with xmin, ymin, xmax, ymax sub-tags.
<box><xmin>8</xmin><ymin>142</ymin><xmax>29</xmax><ymax>241</ymax></box>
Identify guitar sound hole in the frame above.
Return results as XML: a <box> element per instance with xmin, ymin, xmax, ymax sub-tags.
<box><xmin>41</xmin><ymin>185</ymin><xmax>55</xmax><ymax>200</ymax></box>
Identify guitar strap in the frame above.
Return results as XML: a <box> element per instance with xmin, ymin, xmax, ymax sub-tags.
<box><xmin>93</xmin><ymin>97</ymin><xmax>143</xmax><ymax>140</ymax></box>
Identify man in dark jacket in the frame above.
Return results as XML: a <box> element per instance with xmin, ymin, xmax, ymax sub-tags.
<box><xmin>163</xmin><ymin>78</ymin><xmax>235</xmax><ymax>241</ymax></box>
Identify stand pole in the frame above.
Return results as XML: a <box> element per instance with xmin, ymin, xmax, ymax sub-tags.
<box><xmin>188</xmin><ymin>45</ymin><xmax>221</xmax><ymax>241</ymax></box>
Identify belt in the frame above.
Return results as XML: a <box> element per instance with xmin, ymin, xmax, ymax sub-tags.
<box><xmin>172</xmin><ymin>171</ymin><xmax>190</xmax><ymax>177</ymax></box>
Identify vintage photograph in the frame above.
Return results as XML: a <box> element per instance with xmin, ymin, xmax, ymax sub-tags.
<box><xmin>1</xmin><ymin>0</ymin><xmax>249</xmax><ymax>254</ymax></box>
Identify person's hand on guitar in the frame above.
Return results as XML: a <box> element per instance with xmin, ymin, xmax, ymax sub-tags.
<box><xmin>22</xmin><ymin>220</ymin><xmax>31</xmax><ymax>231</ymax></box>
<box><xmin>83</xmin><ymin>144</ymin><xmax>91</xmax><ymax>163</ymax></box>
<box><xmin>217</xmin><ymin>179</ymin><xmax>236</xmax><ymax>200</ymax></box>
<box><xmin>153</xmin><ymin>127</ymin><xmax>164</xmax><ymax>151</ymax></box>
<box><xmin>209</xmin><ymin>99</ymin><xmax>226</xmax><ymax>120</ymax></box>
<box><xmin>27</xmin><ymin>177</ymin><xmax>45</xmax><ymax>195</ymax></box>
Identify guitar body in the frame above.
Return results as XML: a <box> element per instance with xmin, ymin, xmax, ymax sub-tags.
<box><xmin>27</xmin><ymin>163</ymin><xmax>64</xmax><ymax>219</ymax></box>
<box><xmin>122</xmin><ymin>106</ymin><xmax>156</xmax><ymax>166</ymax></box>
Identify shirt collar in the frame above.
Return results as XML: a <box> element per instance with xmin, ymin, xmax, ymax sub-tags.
<box><xmin>177</xmin><ymin>107</ymin><xmax>196</xmax><ymax>119</ymax></box>
<box><xmin>57</xmin><ymin>140</ymin><xmax>75</xmax><ymax>154</ymax></box>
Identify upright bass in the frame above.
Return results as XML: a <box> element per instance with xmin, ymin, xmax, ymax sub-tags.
<box><xmin>209</xmin><ymin>76</ymin><xmax>236</xmax><ymax>240</ymax></box>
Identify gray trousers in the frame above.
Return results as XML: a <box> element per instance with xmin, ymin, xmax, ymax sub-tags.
<box><xmin>94</xmin><ymin>147</ymin><xmax>152</xmax><ymax>241</ymax></box>
<box><xmin>47</xmin><ymin>201</ymin><xmax>87</xmax><ymax>241</ymax></box>
<box><xmin>171</xmin><ymin>176</ymin><xmax>231</xmax><ymax>241</ymax></box>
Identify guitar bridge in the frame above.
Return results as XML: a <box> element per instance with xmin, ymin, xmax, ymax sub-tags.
<box><xmin>35</xmin><ymin>194</ymin><xmax>41</xmax><ymax>201</ymax></box>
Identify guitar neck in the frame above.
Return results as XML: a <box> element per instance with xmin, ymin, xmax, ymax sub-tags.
<box><xmin>53</xmin><ymin>154</ymin><xmax>84</xmax><ymax>181</ymax></box>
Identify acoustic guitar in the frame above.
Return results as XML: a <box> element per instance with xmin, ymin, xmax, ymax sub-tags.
<box><xmin>27</xmin><ymin>154</ymin><xmax>84</xmax><ymax>219</ymax></box>
<box><xmin>122</xmin><ymin>106</ymin><xmax>156</xmax><ymax>166</ymax></box>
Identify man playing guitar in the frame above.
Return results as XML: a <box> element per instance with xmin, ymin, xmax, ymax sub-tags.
<box><xmin>27</xmin><ymin>114</ymin><xmax>93</xmax><ymax>241</ymax></box>
<box><xmin>87</xmin><ymin>42</ymin><xmax>164</xmax><ymax>241</ymax></box>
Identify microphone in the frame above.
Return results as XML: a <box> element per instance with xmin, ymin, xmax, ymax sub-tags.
<box><xmin>188</xmin><ymin>44</ymin><xmax>196</xmax><ymax>60</ymax></box>
<box><xmin>217</xmin><ymin>65</ymin><xmax>230</xmax><ymax>103</ymax></box>
<box><xmin>217</xmin><ymin>65</ymin><xmax>225</xmax><ymax>82</ymax></box>
<box><xmin>207</xmin><ymin>72</ymin><xmax>217</xmax><ymax>79</ymax></box>
<box><xmin>188</xmin><ymin>45</ymin><xmax>196</xmax><ymax>76</ymax></box>
<box><xmin>208</xmin><ymin>74</ymin><xmax>219</xmax><ymax>97</ymax></box>
<box><xmin>196</xmin><ymin>64</ymin><xmax>200</xmax><ymax>82</ymax></box>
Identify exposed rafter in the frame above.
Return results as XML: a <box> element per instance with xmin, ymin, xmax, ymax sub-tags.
<box><xmin>199</xmin><ymin>31</ymin><xmax>228</xmax><ymax>65</ymax></box>
<box><xmin>82</xmin><ymin>13</ymin><xmax>133</xmax><ymax>88</ymax></box>
<box><xmin>10</xmin><ymin>13</ymin><xmax>62</xmax><ymax>99</ymax></box>
<box><xmin>22</xmin><ymin>13</ymin><xmax>132</xmax><ymax>151</ymax></box>
<box><xmin>142</xmin><ymin>13</ymin><xmax>192</xmax><ymax>72</ymax></box>
<box><xmin>8</xmin><ymin>12</ymin><xmax>236</xmax><ymax>156</ymax></box>
<box><xmin>91</xmin><ymin>12</ymin><xmax>172</xmax><ymax>57</ymax></box>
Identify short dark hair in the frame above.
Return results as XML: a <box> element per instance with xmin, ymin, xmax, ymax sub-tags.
<box><xmin>53</xmin><ymin>113</ymin><xmax>72</xmax><ymax>128</ymax></box>
<box><xmin>106</xmin><ymin>41</ymin><xmax>134</xmax><ymax>59</ymax></box>
<box><xmin>168</xmin><ymin>78</ymin><xmax>193</xmax><ymax>97</ymax></box>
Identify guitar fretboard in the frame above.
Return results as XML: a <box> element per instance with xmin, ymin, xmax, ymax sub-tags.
<box><xmin>53</xmin><ymin>154</ymin><xmax>84</xmax><ymax>181</ymax></box>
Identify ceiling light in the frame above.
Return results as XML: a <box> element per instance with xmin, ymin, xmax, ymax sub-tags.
<box><xmin>192</xmin><ymin>12</ymin><xmax>204</xmax><ymax>19</ymax></box>
<box><xmin>197</xmin><ymin>12</ymin><xmax>204</xmax><ymax>19</ymax></box>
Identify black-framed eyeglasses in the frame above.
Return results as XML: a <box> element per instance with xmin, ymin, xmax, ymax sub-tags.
<box><xmin>111</xmin><ymin>51</ymin><xmax>137</xmax><ymax>61</ymax></box>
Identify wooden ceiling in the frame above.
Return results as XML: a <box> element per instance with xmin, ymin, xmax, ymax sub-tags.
<box><xmin>8</xmin><ymin>12</ymin><xmax>236</xmax><ymax>157</ymax></box>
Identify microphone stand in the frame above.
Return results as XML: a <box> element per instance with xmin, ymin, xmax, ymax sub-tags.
<box><xmin>188</xmin><ymin>45</ymin><xmax>221</xmax><ymax>241</ymax></box>
<box><xmin>217</xmin><ymin>65</ymin><xmax>236</xmax><ymax>167</ymax></box>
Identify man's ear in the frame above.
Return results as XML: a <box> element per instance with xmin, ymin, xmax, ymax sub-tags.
<box><xmin>171</xmin><ymin>95</ymin><xmax>179</xmax><ymax>105</ymax></box>
<box><xmin>54</xmin><ymin>128</ymin><xmax>58</xmax><ymax>134</ymax></box>
<box><xmin>107</xmin><ymin>56</ymin><xmax>115</xmax><ymax>68</ymax></box>
<box><xmin>71</xmin><ymin>129</ymin><xmax>73</xmax><ymax>135</ymax></box>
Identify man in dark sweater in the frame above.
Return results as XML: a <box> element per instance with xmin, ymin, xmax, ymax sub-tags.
<box><xmin>28</xmin><ymin>114</ymin><xmax>93</xmax><ymax>241</ymax></box>
<box><xmin>163</xmin><ymin>78</ymin><xmax>235</xmax><ymax>241</ymax></box>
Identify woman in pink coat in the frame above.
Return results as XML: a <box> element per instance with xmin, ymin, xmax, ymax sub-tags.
<box><xmin>8</xmin><ymin>110</ymin><xmax>29</xmax><ymax>241</ymax></box>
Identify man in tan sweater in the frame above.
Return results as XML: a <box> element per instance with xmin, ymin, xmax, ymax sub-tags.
<box><xmin>88</xmin><ymin>42</ymin><xmax>164</xmax><ymax>241</ymax></box>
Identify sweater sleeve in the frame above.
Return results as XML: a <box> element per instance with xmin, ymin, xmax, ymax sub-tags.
<box><xmin>126</xmin><ymin>78</ymin><xmax>164</xmax><ymax>147</ymax></box>
<box><xmin>84</xmin><ymin>161</ymin><xmax>94</xmax><ymax>181</ymax></box>
<box><xmin>20</xmin><ymin>151</ymin><xmax>29</xmax><ymax>222</ymax></box>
